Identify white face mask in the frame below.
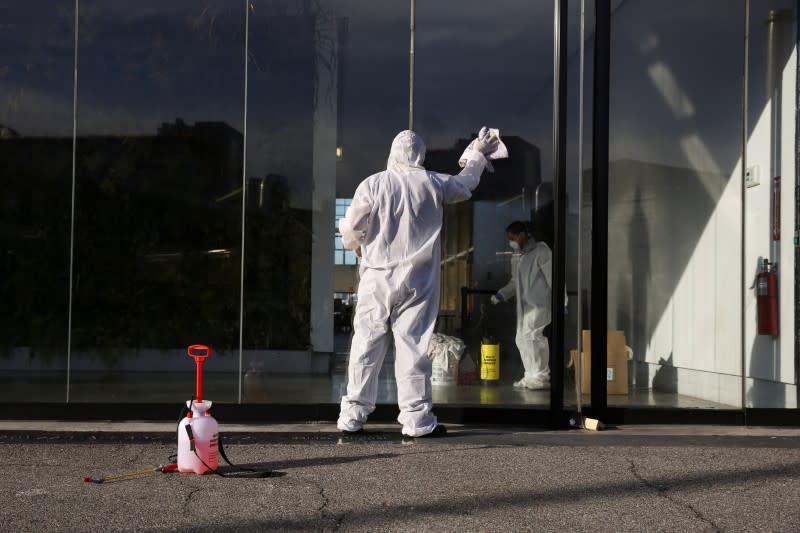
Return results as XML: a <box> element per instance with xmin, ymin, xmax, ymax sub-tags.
<box><xmin>509</xmin><ymin>240</ymin><xmax>520</xmax><ymax>251</ymax></box>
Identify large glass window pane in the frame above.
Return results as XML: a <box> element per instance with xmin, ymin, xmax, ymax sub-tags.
<box><xmin>608</xmin><ymin>1</ymin><xmax>745</xmax><ymax>408</ymax></box>
<box><xmin>71</xmin><ymin>1</ymin><xmax>245</xmax><ymax>402</ymax></box>
<box><xmin>242</xmin><ymin>1</ymin><xmax>407</xmax><ymax>404</ymax></box>
<box><xmin>0</xmin><ymin>2</ymin><xmax>74</xmax><ymax>401</ymax></box>
<box><xmin>417</xmin><ymin>1</ymin><xmax>554</xmax><ymax>408</ymax></box>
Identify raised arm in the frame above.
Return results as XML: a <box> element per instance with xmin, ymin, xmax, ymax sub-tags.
<box><xmin>439</xmin><ymin>148</ymin><xmax>488</xmax><ymax>204</ymax></box>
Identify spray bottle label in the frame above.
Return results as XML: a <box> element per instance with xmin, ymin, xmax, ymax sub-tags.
<box><xmin>480</xmin><ymin>343</ymin><xmax>500</xmax><ymax>380</ymax></box>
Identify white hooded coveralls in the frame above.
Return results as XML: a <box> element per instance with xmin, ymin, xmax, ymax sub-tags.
<box><xmin>337</xmin><ymin>130</ymin><xmax>487</xmax><ymax>436</ymax></box>
<box><xmin>497</xmin><ymin>239</ymin><xmax>553</xmax><ymax>383</ymax></box>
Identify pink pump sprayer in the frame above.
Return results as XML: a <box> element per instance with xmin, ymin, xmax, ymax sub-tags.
<box><xmin>177</xmin><ymin>344</ymin><xmax>219</xmax><ymax>474</ymax></box>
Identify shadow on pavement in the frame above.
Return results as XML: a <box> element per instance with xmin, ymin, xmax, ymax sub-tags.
<box><xmin>168</xmin><ymin>460</ymin><xmax>800</xmax><ymax>531</ymax></box>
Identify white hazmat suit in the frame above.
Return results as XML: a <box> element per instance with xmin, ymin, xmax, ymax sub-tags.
<box><xmin>495</xmin><ymin>239</ymin><xmax>552</xmax><ymax>388</ymax></box>
<box><xmin>337</xmin><ymin>130</ymin><xmax>489</xmax><ymax>437</ymax></box>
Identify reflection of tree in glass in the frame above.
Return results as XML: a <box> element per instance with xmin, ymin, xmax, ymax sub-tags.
<box><xmin>0</xmin><ymin>138</ymin><xmax>73</xmax><ymax>360</ymax></box>
<box><xmin>69</xmin><ymin>128</ymin><xmax>245</xmax><ymax>360</ymax></box>
<box><xmin>243</xmin><ymin>174</ymin><xmax>311</xmax><ymax>350</ymax></box>
<box><xmin>2</xmin><ymin>122</ymin><xmax>308</xmax><ymax>368</ymax></box>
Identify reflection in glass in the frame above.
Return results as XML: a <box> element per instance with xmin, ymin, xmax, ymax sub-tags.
<box><xmin>242</xmin><ymin>1</ymin><xmax>325</xmax><ymax>406</ymax></box>
<box><xmin>335</xmin><ymin>199</ymin><xmax>357</xmax><ymax>265</ymax></box>
<box><xmin>608</xmin><ymin>1</ymin><xmax>745</xmax><ymax>408</ymax></box>
<box><xmin>0</xmin><ymin>3</ymin><xmax>75</xmax><ymax>401</ymax></box>
<box><xmin>241</xmin><ymin>1</ymin><xmax>408</xmax><ymax>404</ymax></box>
<box><xmin>70</xmin><ymin>1</ymin><xmax>246</xmax><ymax>402</ymax></box>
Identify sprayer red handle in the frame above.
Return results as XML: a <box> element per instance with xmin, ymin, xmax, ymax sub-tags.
<box><xmin>187</xmin><ymin>345</ymin><xmax>211</xmax><ymax>403</ymax></box>
<box><xmin>187</xmin><ymin>344</ymin><xmax>212</xmax><ymax>361</ymax></box>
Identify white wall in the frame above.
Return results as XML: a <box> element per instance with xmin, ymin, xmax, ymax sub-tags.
<box><xmin>608</xmin><ymin>159</ymin><xmax>743</xmax><ymax>406</ymax></box>
<box><xmin>743</xmin><ymin>43</ymin><xmax>797</xmax><ymax>408</ymax></box>
<box><xmin>647</xmin><ymin>160</ymin><xmax>743</xmax><ymax>382</ymax></box>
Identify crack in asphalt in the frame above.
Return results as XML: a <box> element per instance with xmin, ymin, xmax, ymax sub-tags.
<box><xmin>319</xmin><ymin>487</ymin><xmax>349</xmax><ymax>531</ymax></box>
<box><xmin>317</xmin><ymin>485</ymin><xmax>329</xmax><ymax>512</ymax></box>
<box><xmin>301</xmin><ymin>477</ymin><xmax>349</xmax><ymax>531</ymax></box>
<box><xmin>175</xmin><ymin>477</ymin><xmax>207</xmax><ymax>512</ymax></box>
<box><xmin>184</xmin><ymin>488</ymin><xmax>205</xmax><ymax>506</ymax></box>
<box><xmin>628</xmin><ymin>459</ymin><xmax>721</xmax><ymax>532</ymax></box>
<box><xmin>291</xmin><ymin>444</ymin><xmax>519</xmax><ymax>531</ymax></box>
<box><xmin>283</xmin><ymin>443</ymin><xmax>523</xmax><ymax>528</ymax></box>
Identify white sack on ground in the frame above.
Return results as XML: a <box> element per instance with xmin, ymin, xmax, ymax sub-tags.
<box><xmin>427</xmin><ymin>333</ymin><xmax>466</xmax><ymax>386</ymax></box>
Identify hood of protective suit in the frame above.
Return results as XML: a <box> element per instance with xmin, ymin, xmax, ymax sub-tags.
<box><xmin>387</xmin><ymin>130</ymin><xmax>426</xmax><ymax>169</ymax></box>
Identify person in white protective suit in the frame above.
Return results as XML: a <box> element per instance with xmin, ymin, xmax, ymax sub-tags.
<box><xmin>337</xmin><ymin>129</ymin><xmax>498</xmax><ymax>437</ymax></box>
<box><xmin>490</xmin><ymin>221</ymin><xmax>552</xmax><ymax>389</ymax></box>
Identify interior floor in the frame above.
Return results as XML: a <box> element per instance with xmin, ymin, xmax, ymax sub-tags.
<box><xmin>0</xmin><ymin>333</ymin><xmax>735</xmax><ymax>409</ymax></box>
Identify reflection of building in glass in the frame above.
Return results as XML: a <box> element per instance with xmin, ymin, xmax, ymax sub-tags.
<box><xmin>333</xmin><ymin>199</ymin><xmax>358</xmax><ymax>332</ymax></box>
<box><xmin>0</xmin><ymin>119</ymin><xmax>316</xmax><ymax>357</ymax></box>
<box><xmin>334</xmin><ymin>198</ymin><xmax>358</xmax><ymax>266</ymax></box>
<box><xmin>0</xmin><ymin>133</ymin><xmax>73</xmax><ymax>361</ymax></box>
<box><xmin>242</xmin><ymin>5</ymin><xmax>345</xmax><ymax>360</ymax></box>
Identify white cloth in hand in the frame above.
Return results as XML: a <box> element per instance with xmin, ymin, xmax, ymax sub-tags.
<box><xmin>459</xmin><ymin>127</ymin><xmax>509</xmax><ymax>173</ymax></box>
<box><xmin>473</xmin><ymin>127</ymin><xmax>500</xmax><ymax>154</ymax></box>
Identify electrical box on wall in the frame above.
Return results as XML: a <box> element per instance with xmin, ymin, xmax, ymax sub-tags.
<box><xmin>745</xmin><ymin>165</ymin><xmax>760</xmax><ymax>188</ymax></box>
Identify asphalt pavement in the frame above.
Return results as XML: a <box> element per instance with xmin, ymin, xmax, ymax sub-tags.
<box><xmin>1</xmin><ymin>422</ymin><xmax>799</xmax><ymax>532</ymax></box>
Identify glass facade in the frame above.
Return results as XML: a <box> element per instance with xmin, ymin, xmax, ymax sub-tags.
<box><xmin>607</xmin><ymin>1</ymin><xmax>746</xmax><ymax>408</ymax></box>
<box><xmin>0</xmin><ymin>1</ymin><xmax>797</xmax><ymax>421</ymax></box>
<box><xmin>604</xmin><ymin>0</ymin><xmax>797</xmax><ymax>411</ymax></box>
<box><xmin>69</xmin><ymin>1</ymin><xmax>244</xmax><ymax>402</ymax></box>
<box><xmin>0</xmin><ymin>3</ymin><xmax>74</xmax><ymax>402</ymax></box>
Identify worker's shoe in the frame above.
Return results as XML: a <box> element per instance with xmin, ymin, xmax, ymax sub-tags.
<box><xmin>525</xmin><ymin>378</ymin><xmax>550</xmax><ymax>390</ymax></box>
<box><xmin>415</xmin><ymin>424</ymin><xmax>448</xmax><ymax>438</ymax></box>
<box><xmin>337</xmin><ymin>418</ymin><xmax>364</xmax><ymax>434</ymax></box>
<box><xmin>512</xmin><ymin>378</ymin><xmax>527</xmax><ymax>388</ymax></box>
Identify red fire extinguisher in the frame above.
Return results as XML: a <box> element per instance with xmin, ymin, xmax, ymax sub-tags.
<box><xmin>757</xmin><ymin>258</ymin><xmax>779</xmax><ymax>336</ymax></box>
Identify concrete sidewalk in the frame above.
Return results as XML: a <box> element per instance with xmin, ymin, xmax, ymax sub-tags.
<box><xmin>1</xmin><ymin>423</ymin><xmax>799</xmax><ymax>532</ymax></box>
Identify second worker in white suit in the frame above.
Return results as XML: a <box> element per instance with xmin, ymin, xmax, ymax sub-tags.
<box><xmin>337</xmin><ymin>129</ymin><xmax>497</xmax><ymax>437</ymax></box>
<box><xmin>491</xmin><ymin>220</ymin><xmax>553</xmax><ymax>390</ymax></box>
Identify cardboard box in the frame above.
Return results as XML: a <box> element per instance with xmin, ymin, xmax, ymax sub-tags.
<box><xmin>570</xmin><ymin>330</ymin><xmax>629</xmax><ymax>395</ymax></box>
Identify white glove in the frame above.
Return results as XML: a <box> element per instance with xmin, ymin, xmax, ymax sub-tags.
<box><xmin>490</xmin><ymin>294</ymin><xmax>502</xmax><ymax>305</ymax></box>
<box><xmin>473</xmin><ymin>126</ymin><xmax>500</xmax><ymax>155</ymax></box>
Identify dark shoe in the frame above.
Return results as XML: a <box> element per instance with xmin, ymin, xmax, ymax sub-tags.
<box><xmin>415</xmin><ymin>424</ymin><xmax>447</xmax><ymax>438</ymax></box>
